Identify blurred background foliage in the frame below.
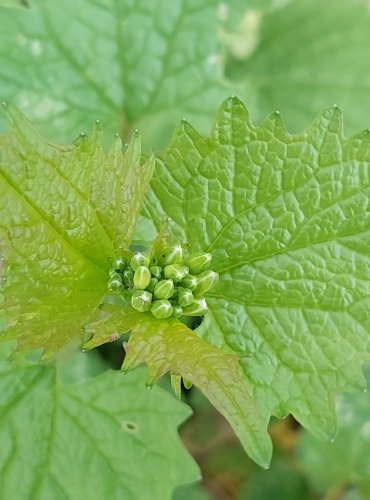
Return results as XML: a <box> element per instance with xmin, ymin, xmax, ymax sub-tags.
<box><xmin>1</xmin><ymin>0</ymin><xmax>370</xmax><ymax>498</ymax></box>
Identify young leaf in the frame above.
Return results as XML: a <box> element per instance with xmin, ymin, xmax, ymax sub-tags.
<box><xmin>0</xmin><ymin>0</ymin><xmax>229</xmax><ymax>149</ymax></box>
<box><xmin>0</xmin><ymin>104</ymin><xmax>153</xmax><ymax>356</ymax></box>
<box><xmin>83</xmin><ymin>304</ymin><xmax>273</xmax><ymax>469</ymax></box>
<box><xmin>144</xmin><ymin>97</ymin><xmax>370</xmax><ymax>444</ymax></box>
<box><xmin>298</xmin><ymin>367</ymin><xmax>370</xmax><ymax>496</ymax></box>
<box><xmin>0</xmin><ymin>350</ymin><xmax>199</xmax><ymax>499</ymax></box>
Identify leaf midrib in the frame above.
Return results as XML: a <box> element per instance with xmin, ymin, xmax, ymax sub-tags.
<box><xmin>0</xmin><ymin>168</ymin><xmax>106</xmax><ymax>278</ymax></box>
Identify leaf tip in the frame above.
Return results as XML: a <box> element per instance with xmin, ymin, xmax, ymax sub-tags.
<box><xmin>261</xmin><ymin>109</ymin><xmax>287</xmax><ymax>133</ymax></box>
<box><xmin>92</xmin><ymin>119</ymin><xmax>102</xmax><ymax>139</ymax></box>
<box><xmin>223</xmin><ymin>94</ymin><xmax>246</xmax><ymax>110</ymax></box>
<box><xmin>329</xmin><ymin>103</ymin><xmax>342</xmax><ymax>118</ymax></box>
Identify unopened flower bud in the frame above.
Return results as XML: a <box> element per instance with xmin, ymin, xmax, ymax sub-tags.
<box><xmin>183</xmin><ymin>379</ymin><xmax>193</xmax><ymax>390</ymax></box>
<box><xmin>156</xmin><ymin>245</ymin><xmax>183</xmax><ymax>266</ymax></box>
<box><xmin>181</xmin><ymin>274</ymin><xmax>198</xmax><ymax>291</ymax></box>
<box><xmin>131</xmin><ymin>290</ymin><xmax>152</xmax><ymax>312</ymax></box>
<box><xmin>185</xmin><ymin>253</ymin><xmax>212</xmax><ymax>274</ymax></box>
<box><xmin>163</xmin><ymin>264</ymin><xmax>188</xmax><ymax>282</ymax></box>
<box><xmin>178</xmin><ymin>288</ymin><xmax>194</xmax><ymax>307</ymax></box>
<box><xmin>108</xmin><ymin>275</ymin><xmax>123</xmax><ymax>293</ymax></box>
<box><xmin>154</xmin><ymin>279</ymin><xmax>174</xmax><ymax>299</ymax></box>
<box><xmin>151</xmin><ymin>299</ymin><xmax>173</xmax><ymax>319</ymax></box>
<box><xmin>130</xmin><ymin>252</ymin><xmax>150</xmax><ymax>270</ymax></box>
<box><xmin>193</xmin><ymin>270</ymin><xmax>219</xmax><ymax>296</ymax></box>
<box><xmin>123</xmin><ymin>269</ymin><xmax>134</xmax><ymax>288</ymax></box>
<box><xmin>172</xmin><ymin>304</ymin><xmax>183</xmax><ymax>318</ymax></box>
<box><xmin>182</xmin><ymin>298</ymin><xmax>208</xmax><ymax>316</ymax></box>
<box><xmin>146</xmin><ymin>277</ymin><xmax>158</xmax><ymax>293</ymax></box>
<box><xmin>149</xmin><ymin>265</ymin><xmax>162</xmax><ymax>278</ymax></box>
<box><xmin>112</xmin><ymin>257</ymin><xmax>128</xmax><ymax>272</ymax></box>
<box><xmin>133</xmin><ymin>266</ymin><xmax>151</xmax><ymax>289</ymax></box>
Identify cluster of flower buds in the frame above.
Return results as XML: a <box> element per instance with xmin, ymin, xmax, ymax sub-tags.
<box><xmin>107</xmin><ymin>244</ymin><xmax>218</xmax><ymax>319</ymax></box>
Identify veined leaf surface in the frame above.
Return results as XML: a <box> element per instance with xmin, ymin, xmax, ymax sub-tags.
<box><xmin>0</xmin><ymin>104</ymin><xmax>153</xmax><ymax>356</ymax></box>
<box><xmin>144</xmin><ymin>96</ymin><xmax>370</xmax><ymax>443</ymax></box>
<box><xmin>0</xmin><ymin>347</ymin><xmax>199</xmax><ymax>499</ymax></box>
<box><xmin>83</xmin><ymin>304</ymin><xmax>273</xmax><ymax>468</ymax></box>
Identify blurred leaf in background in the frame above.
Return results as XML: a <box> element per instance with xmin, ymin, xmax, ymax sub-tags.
<box><xmin>1</xmin><ymin>0</ymin><xmax>370</xmax><ymax>151</ymax></box>
<box><xmin>225</xmin><ymin>0</ymin><xmax>370</xmax><ymax>135</ymax></box>
<box><xmin>0</xmin><ymin>0</ymin><xmax>230</xmax><ymax>149</ymax></box>
<box><xmin>298</xmin><ymin>366</ymin><xmax>370</xmax><ymax>499</ymax></box>
<box><xmin>0</xmin><ymin>343</ymin><xmax>199</xmax><ymax>499</ymax></box>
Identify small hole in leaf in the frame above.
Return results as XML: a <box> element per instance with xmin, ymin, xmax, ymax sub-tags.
<box><xmin>123</xmin><ymin>421</ymin><xmax>137</xmax><ymax>431</ymax></box>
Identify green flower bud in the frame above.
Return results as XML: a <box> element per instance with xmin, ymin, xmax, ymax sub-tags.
<box><xmin>156</xmin><ymin>245</ymin><xmax>183</xmax><ymax>266</ymax></box>
<box><xmin>181</xmin><ymin>274</ymin><xmax>198</xmax><ymax>291</ymax></box>
<box><xmin>149</xmin><ymin>265</ymin><xmax>162</xmax><ymax>278</ymax></box>
<box><xmin>151</xmin><ymin>299</ymin><xmax>173</xmax><ymax>319</ymax></box>
<box><xmin>133</xmin><ymin>266</ymin><xmax>151</xmax><ymax>289</ymax></box>
<box><xmin>178</xmin><ymin>288</ymin><xmax>194</xmax><ymax>307</ymax></box>
<box><xmin>146</xmin><ymin>277</ymin><xmax>158</xmax><ymax>293</ymax></box>
<box><xmin>130</xmin><ymin>252</ymin><xmax>150</xmax><ymax>270</ymax></box>
<box><xmin>172</xmin><ymin>304</ymin><xmax>183</xmax><ymax>318</ymax></box>
<box><xmin>185</xmin><ymin>252</ymin><xmax>212</xmax><ymax>274</ymax></box>
<box><xmin>154</xmin><ymin>279</ymin><xmax>174</xmax><ymax>299</ymax></box>
<box><xmin>131</xmin><ymin>290</ymin><xmax>152</xmax><ymax>312</ymax></box>
<box><xmin>193</xmin><ymin>270</ymin><xmax>219</xmax><ymax>296</ymax></box>
<box><xmin>112</xmin><ymin>257</ymin><xmax>128</xmax><ymax>272</ymax></box>
<box><xmin>123</xmin><ymin>269</ymin><xmax>134</xmax><ymax>288</ymax></box>
<box><xmin>163</xmin><ymin>264</ymin><xmax>189</xmax><ymax>283</ymax></box>
<box><xmin>109</xmin><ymin>271</ymin><xmax>122</xmax><ymax>281</ymax></box>
<box><xmin>108</xmin><ymin>275</ymin><xmax>123</xmax><ymax>293</ymax></box>
<box><xmin>109</xmin><ymin>268</ymin><xmax>120</xmax><ymax>278</ymax></box>
<box><xmin>183</xmin><ymin>379</ymin><xmax>193</xmax><ymax>390</ymax></box>
<box><xmin>182</xmin><ymin>298</ymin><xmax>208</xmax><ymax>316</ymax></box>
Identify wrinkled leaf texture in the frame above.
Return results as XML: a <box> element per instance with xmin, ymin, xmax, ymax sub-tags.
<box><xmin>143</xmin><ymin>96</ymin><xmax>370</xmax><ymax>446</ymax></box>
<box><xmin>0</xmin><ymin>103</ymin><xmax>153</xmax><ymax>356</ymax></box>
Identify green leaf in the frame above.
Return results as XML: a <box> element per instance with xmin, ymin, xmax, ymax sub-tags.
<box><xmin>225</xmin><ymin>0</ymin><xmax>370</xmax><ymax>135</ymax></box>
<box><xmin>0</xmin><ymin>350</ymin><xmax>199</xmax><ymax>499</ymax></box>
<box><xmin>83</xmin><ymin>304</ymin><xmax>273</xmax><ymax>468</ymax></box>
<box><xmin>144</xmin><ymin>97</ymin><xmax>370</xmax><ymax>447</ymax></box>
<box><xmin>0</xmin><ymin>0</ymin><xmax>230</xmax><ymax>149</ymax></box>
<box><xmin>0</xmin><ymin>104</ymin><xmax>153</xmax><ymax>356</ymax></box>
<box><xmin>298</xmin><ymin>367</ymin><xmax>370</xmax><ymax>497</ymax></box>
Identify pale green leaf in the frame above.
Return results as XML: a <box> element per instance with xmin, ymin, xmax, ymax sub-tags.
<box><xmin>144</xmin><ymin>97</ymin><xmax>370</xmax><ymax>445</ymax></box>
<box><xmin>0</xmin><ymin>104</ymin><xmax>153</xmax><ymax>356</ymax></box>
<box><xmin>0</xmin><ymin>0</ymin><xmax>231</xmax><ymax>149</ymax></box>
<box><xmin>82</xmin><ymin>304</ymin><xmax>273</xmax><ymax>468</ymax></box>
<box><xmin>0</xmin><ymin>351</ymin><xmax>199</xmax><ymax>499</ymax></box>
<box><xmin>298</xmin><ymin>367</ymin><xmax>370</xmax><ymax>497</ymax></box>
<box><xmin>225</xmin><ymin>0</ymin><xmax>370</xmax><ymax>135</ymax></box>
